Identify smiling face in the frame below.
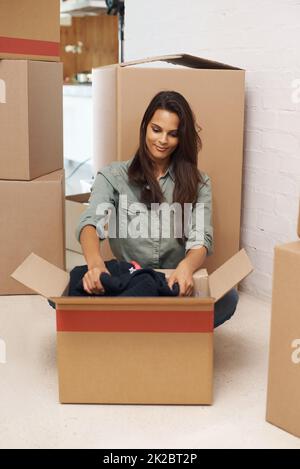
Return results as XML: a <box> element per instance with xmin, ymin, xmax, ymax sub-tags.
<box><xmin>145</xmin><ymin>109</ymin><xmax>180</xmax><ymax>163</ymax></box>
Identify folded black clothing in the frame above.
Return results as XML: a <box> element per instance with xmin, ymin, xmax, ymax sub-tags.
<box><xmin>68</xmin><ymin>259</ymin><xmax>179</xmax><ymax>297</ymax></box>
<box><xmin>68</xmin><ymin>259</ymin><xmax>134</xmax><ymax>296</ymax></box>
<box><xmin>100</xmin><ymin>268</ymin><xmax>179</xmax><ymax>297</ymax></box>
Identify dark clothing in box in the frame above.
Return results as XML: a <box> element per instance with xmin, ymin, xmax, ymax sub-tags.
<box><xmin>69</xmin><ymin>259</ymin><xmax>180</xmax><ymax>297</ymax></box>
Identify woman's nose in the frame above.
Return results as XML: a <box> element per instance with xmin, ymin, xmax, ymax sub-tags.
<box><xmin>159</xmin><ymin>133</ymin><xmax>168</xmax><ymax>144</ymax></box>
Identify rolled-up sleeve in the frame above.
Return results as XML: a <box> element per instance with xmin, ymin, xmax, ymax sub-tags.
<box><xmin>185</xmin><ymin>174</ymin><xmax>213</xmax><ymax>256</ymax></box>
<box><xmin>75</xmin><ymin>171</ymin><xmax>116</xmax><ymax>242</ymax></box>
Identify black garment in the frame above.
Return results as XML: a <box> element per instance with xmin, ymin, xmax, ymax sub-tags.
<box><xmin>68</xmin><ymin>259</ymin><xmax>179</xmax><ymax>297</ymax></box>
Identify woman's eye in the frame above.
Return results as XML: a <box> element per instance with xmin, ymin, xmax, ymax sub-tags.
<box><xmin>152</xmin><ymin>128</ymin><xmax>178</xmax><ymax>137</ymax></box>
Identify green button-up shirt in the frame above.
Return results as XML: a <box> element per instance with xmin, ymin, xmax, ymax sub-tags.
<box><xmin>76</xmin><ymin>159</ymin><xmax>213</xmax><ymax>269</ymax></box>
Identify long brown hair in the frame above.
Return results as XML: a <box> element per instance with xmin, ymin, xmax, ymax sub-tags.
<box><xmin>128</xmin><ymin>91</ymin><xmax>204</xmax><ymax>211</ymax></box>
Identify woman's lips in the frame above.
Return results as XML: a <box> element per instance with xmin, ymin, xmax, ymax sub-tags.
<box><xmin>155</xmin><ymin>145</ymin><xmax>168</xmax><ymax>152</ymax></box>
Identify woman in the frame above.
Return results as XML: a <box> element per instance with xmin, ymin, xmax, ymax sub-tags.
<box><xmin>76</xmin><ymin>90</ymin><xmax>238</xmax><ymax>327</ymax></box>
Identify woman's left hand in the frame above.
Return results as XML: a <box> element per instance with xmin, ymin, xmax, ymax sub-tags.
<box><xmin>167</xmin><ymin>261</ymin><xmax>194</xmax><ymax>297</ymax></box>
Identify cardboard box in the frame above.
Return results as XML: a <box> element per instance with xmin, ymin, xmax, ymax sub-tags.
<box><xmin>12</xmin><ymin>249</ymin><xmax>253</xmax><ymax>404</ymax></box>
<box><xmin>266</xmin><ymin>242</ymin><xmax>300</xmax><ymax>438</ymax></box>
<box><xmin>0</xmin><ymin>60</ymin><xmax>63</xmax><ymax>180</ymax></box>
<box><xmin>297</xmin><ymin>200</ymin><xmax>300</xmax><ymax>237</ymax></box>
<box><xmin>0</xmin><ymin>0</ymin><xmax>60</xmax><ymax>61</ymax></box>
<box><xmin>0</xmin><ymin>170</ymin><xmax>65</xmax><ymax>295</ymax></box>
<box><xmin>93</xmin><ymin>54</ymin><xmax>245</xmax><ymax>274</ymax></box>
<box><xmin>65</xmin><ymin>193</ymin><xmax>115</xmax><ymax>260</ymax></box>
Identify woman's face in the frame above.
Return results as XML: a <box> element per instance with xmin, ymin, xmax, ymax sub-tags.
<box><xmin>145</xmin><ymin>109</ymin><xmax>179</xmax><ymax>162</ymax></box>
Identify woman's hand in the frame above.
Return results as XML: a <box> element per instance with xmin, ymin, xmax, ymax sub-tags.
<box><xmin>82</xmin><ymin>265</ymin><xmax>110</xmax><ymax>294</ymax></box>
<box><xmin>167</xmin><ymin>261</ymin><xmax>194</xmax><ymax>297</ymax></box>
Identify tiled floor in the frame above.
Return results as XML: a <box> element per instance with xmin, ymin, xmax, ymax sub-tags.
<box><xmin>0</xmin><ymin>263</ymin><xmax>299</xmax><ymax>448</ymax></box>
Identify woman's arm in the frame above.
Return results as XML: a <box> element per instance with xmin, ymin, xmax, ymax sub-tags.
<box><xmin>180</xmin><ymin>245</ymin><xmax>207</xmax><ymax>273</ymax></box>
<box><xmin>167</xmin><ymin>246</ymin><xmax>207</xmax><ymax>296</ymax></box>
<box><xmin>79</xmin><ymin>225</ymin><xmax>109</xmax><ymax>294</ymax></box>
<box><xmin>168</xmin><ymin>173</ymin><xmax>213</xmax><ymax>296</ymax></box>
<box><xmin>76</xmin><ymin>170</ymin><xmax>117</xmax><ymax>294</ymax></box>
<box><xmin>79</xmin><ymin>225</ymin><xmax>106</xmax><ymax>270</ymax></box>
<box><xmin>185</xmin><ymin>175</ymin><xmax>213</xmax><ymax>256</ymax></box>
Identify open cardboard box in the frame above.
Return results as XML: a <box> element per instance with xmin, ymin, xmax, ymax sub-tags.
<box><xmin>12</xmin><ymin>249</ymin><xmax>253</xmax><ymax>405</ymax></box>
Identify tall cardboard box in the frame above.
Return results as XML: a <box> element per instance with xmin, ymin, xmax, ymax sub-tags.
<box><xmin>0</xmin><ymin>0</ymin><xmax>60</xmax><ymax>61</ymax></box>
<box><xmin>0</xmin><ymin>170</ymin><xmax>65</xmax><ymax>295</ymax></box>
<box><xmin>93</xmin><ymin>54</ymin><xmax>245</xmax><ymax>274</ymax></box>
<box><xmin>0</xmin><ymin>60</ymin><xmax>63</xmax><ymax>180</ymax></box>
<box><xmin>266</xmin><ymin>241</ymin><xmax>300</xmax><ymax>438</ymax></box>
<box><xmin>12</xmin><ymin>249</ymin><xmax>253</xmax><ymax>404</ymax></box>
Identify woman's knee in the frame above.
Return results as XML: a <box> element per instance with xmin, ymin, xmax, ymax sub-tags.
<box><xmin>214</xmin><ymin>288</ymin><xmax>239</xmax><ymax>328</ymax></box>
<box><xmin>47</xmin><ymin>299</ymin><xmax>56</xmax><ymax>310</ymax></box>
<box><xmin>226</xmin><ymin>288</ymin><xmax>239</xmax><ymax>311</ymax></box>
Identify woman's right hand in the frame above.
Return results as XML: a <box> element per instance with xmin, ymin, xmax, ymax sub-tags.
<box><xmin>82</xmin><ymin>266</ymin><xmax>110</xmax><ymax>294</ymax></box>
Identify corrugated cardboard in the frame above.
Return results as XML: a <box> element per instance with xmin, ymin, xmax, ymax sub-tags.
<box><xmin>0</xmin><ymin>0</ymin><xmax>60</xmax><ymax>61</ymax></box>
<box><xmin>12</xmin><ymin>249</ymin><xmax>253</xmax><ymax>404</ymax></box>
<box><xmin>93</xmin><ymin>54</ymin><xmax>245</xmax><ymax>274</ymax></box>
<box><xmin>297</xmin><ymin>200</ymin><xmax>300</xmax><ymax>238</ymax></box>
<box><xmin>266</xmin><ymin>242</ymin><xmax>300</xmax><ymax>438</ymax></box>
<box><xmin>0</xmin><ymin>60</ymin><xmax>63</xmax><ymax>180</ymax></box>
<box><xmin>65</xmin><ymin>193</ymin><xmax>115</xmax><ymax>260</ymax></box>
<box><xmin>0</xmin><ymin>170</ymin><xmax>66</xmax><ymax>295</ymax></box>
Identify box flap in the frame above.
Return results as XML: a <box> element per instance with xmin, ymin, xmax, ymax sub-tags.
<box><xmin>65</xmin><ymin>193</ymin><xmax>90</xmax><ymax>203</ymax></box>
<box><xmin>11</xmin><ymin>253</ymin><xmax>69</xmax><ymax>298</ymax></box>
<box><xmin>208</xmin><ymin>249</ymin><xmax>253</xmax><ymax>301</ymax></box>
<box><xmin>121</xmin><ymin>53</ymin><xmax>241</xmax><ymax>70</ymax></box>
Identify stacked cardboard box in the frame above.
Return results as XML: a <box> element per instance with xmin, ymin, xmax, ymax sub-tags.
<box><xmin>0</xmin><ymin>0</ymin><xmax>60</xmax><ymax>62</ymax></box>
<box><xmin>266</xmin><ymin>202</ymin><xmax>300</xmax><ymax>437</ymax></box>
<box><xmin>0</xmin><ymin>0</ymin><xmax>65</xmax><ymax>294</ymax></box>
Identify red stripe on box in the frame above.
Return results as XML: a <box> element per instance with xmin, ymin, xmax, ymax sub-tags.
<box><xmin>0</xmin><ymin>36</ymin><xmax>59</xmax><ymax>57</ymax></box>
<box><xmin>56</xmin><ymin>309</ymin><xmax>214</xmax><ymax>333</ymax></box>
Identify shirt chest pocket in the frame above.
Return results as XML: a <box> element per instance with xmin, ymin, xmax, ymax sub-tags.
<box><xmin>118</xmin><ymin>200</ymin><xmax>149</xmax><ymax>238</ymax></box>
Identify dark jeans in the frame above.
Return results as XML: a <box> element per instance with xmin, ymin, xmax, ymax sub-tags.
<box><xmin>214</xmin><ymin>288</ymin><xmax>239</xmax><ymax>328</ymax></box>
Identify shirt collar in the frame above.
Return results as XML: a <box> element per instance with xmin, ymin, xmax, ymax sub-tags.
<box><xmin>127</xmin><ymin>157</ymin><xmax>175</xmax><ymax>182</ymax></box>
<box><xmin>159</xmin><ymin>161</ymin><xmax>175</xmax><ymax>182</ymax></box>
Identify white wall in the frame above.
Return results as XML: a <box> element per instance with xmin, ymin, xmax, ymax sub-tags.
<box><xmin>124</xmin><ymin>0</ymin><xmax>300</xmax><ymax>299</ymax></box>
